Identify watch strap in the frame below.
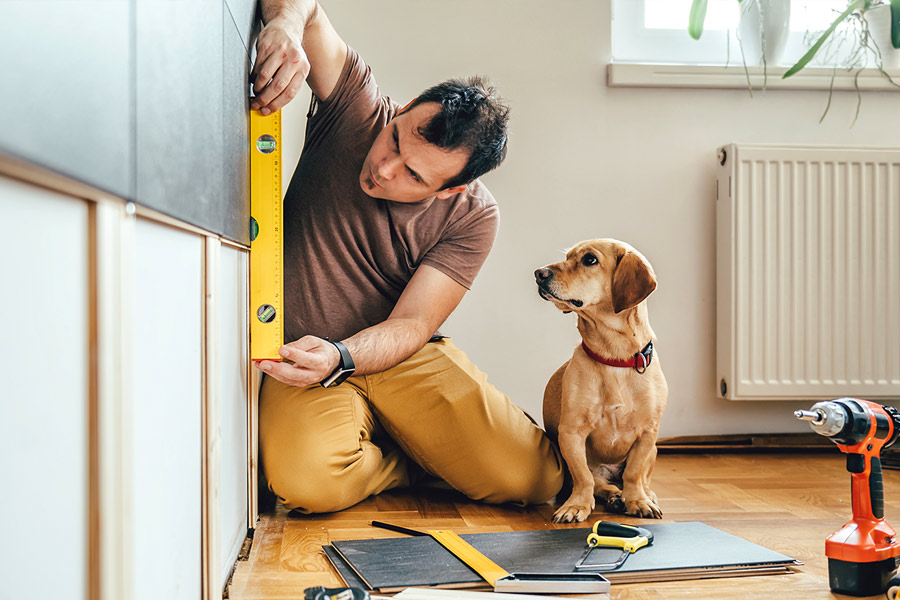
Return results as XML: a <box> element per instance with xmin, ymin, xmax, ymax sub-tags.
<box><xmin>320</xmin><ymin>340</ymin><xmax>355</xmax><ymax>387</ymax></box>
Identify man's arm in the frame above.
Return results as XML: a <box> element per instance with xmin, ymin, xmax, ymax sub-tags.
<box><xmin>258</xmin><ymin>265</ymin><xmax>468</xmax><ymax>387</ymax></box>
<box><xmin>250</xmin><ymin>0</ymin><xmax>348</xmax><ymax>114</ymax></box>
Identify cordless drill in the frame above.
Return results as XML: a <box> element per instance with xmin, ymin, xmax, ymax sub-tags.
<box><xmin>795</xmin><ymin>398</ymin><xmax>900</xmax><ymax>596</ymax></box>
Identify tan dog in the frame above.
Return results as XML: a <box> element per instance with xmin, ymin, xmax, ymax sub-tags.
<box><xmin>535</xmin><ymin>239</ymin><xmax>667</xmax><ymax>523</ymax></box>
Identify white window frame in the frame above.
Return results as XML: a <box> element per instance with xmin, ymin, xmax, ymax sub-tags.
<box><xmin>609</xmin><ymin>0</ymin><xmax>900</xmax><ymax>90</ymax></box>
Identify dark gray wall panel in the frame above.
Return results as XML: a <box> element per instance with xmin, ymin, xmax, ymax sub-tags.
<box><xmin>226</xmin><ymin>0</ymin><xmax>258</xmax><ymax>53</ymax></box>
<box><xmin>0</xmin><ymin>1</ymin><xmax>132</xmax><ymax>199</ymax></box>
<box><xmin>223</xmin><ymin>8</ymin><xmax>252</xmax><ymax>245</ymax></box>
<box><xmin>135</xmin><ymin>0</ymin><xmax>225</xmax><ymax>234</ymax></box>
<box><xmin>2</xmin><ymin>0</ymin><xmax>254</xmax><ymax>241</ymax></box>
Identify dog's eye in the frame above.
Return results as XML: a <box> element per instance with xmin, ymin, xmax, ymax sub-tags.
<box><xmin>581</xmin><ymin>253</ymin><xmax>598</xmax><ymax>266</ymax></box>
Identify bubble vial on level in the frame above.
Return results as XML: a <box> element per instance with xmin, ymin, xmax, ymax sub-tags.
<box><xmin>257</xmin><ymin>304</ymin><xmax>276</xmax><ymax>323</ymax></box>
<box><xmin>256</xmin><ymin>134</ymin><xmax>277</xmax><ymax>154</ymax></box>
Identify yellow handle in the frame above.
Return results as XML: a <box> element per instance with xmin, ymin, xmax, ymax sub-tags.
<box><xmin>587</xmin><ymin>533</ymin><xmax>649</xmax><ymax>554</ymax></box>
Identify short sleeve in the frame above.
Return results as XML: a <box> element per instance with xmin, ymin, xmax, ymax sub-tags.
<box><xmin>303</xmin><ymin>47</ymin><xmax>385</xmax><ymax>151</ymax></box>
<box><xmin>419</xmin><ymin>200</ymin><xmax>500</xmax><ymax>289</ymax></box>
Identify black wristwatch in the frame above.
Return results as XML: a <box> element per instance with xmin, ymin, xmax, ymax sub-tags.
<box><xmin>320</xmin><ymin>340</ymin><xmax>355</xmax><ymax>387</ymax></box>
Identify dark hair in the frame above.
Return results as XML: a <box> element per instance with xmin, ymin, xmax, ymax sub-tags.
<box><xmin>406</xmin><ymin>76</ymin><xmax>510</xmax><ymax>189</ymax></box>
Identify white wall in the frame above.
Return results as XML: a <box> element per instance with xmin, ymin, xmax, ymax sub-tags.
<box><xmin>282</xmin><ymin>0</ymin><xmax>900</xmax><ymax>437</ymax></box>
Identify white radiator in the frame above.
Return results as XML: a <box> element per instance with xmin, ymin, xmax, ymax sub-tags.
<box><xmin>716</xmin><ymin>144</ymin><xmax>900</xmax><ymax>401</ymax></box>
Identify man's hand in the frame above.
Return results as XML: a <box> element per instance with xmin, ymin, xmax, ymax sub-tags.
<box><xmin>256</xmin><ymin>335</ymin><xmax>340</xmax><ymax>387</ymax></box>
<box><xmin>250</xmin><ymin>18</ymin><xmax>310</xmax><ymax>115</ymax></box>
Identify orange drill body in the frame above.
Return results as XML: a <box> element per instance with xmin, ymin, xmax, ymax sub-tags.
<box><xmin>796</xmin><ymin>398</ymin><xmax>900</xmax><ymax>596</ymax></box>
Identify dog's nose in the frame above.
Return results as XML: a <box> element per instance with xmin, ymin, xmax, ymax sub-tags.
<box><xmin>534</xmin><ymin>268</ymin><xmax>552</xmax><ymax>283</ymax></box>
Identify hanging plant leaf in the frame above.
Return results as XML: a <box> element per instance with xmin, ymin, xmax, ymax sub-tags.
<box><xmin>891</xmin><ymin>0</ymin><xmax>900</xmax><ymax>48</ymax></box>
<box><xmin>687</xmin><ymin>0</ymin><xmax>745</xmax><ymax>40</ymax></box>
<box><xmin>783</xmin><ymin>0</ymin><xmax>867</xmax><ymax>78</ymax></box>
<box><xmin>688</xmin><ymin>0</ymin><xmax>709</xmax><ymax>40</ymax></box>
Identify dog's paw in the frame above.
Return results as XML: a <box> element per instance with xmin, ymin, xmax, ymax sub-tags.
<box><xmin>603</xmin><ymin>492</ymin><xmax>626</xmax><ymax>514</ymax></box>
<box><xmin>552</xmin><ymin>497</ymin><xmax>595</xmax><ymax>523</ymax></box>
<box><xmin>624</xmin><ymin>497</ymin><xmax>663</xmax><ymax>519</ymax></box>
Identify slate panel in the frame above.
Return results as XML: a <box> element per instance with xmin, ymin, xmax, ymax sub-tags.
<box><xmin>223</xmin><ymin>9</ymin><xmax>251</xmax><ymax>244</ymax></box>
<box><xmin>135</xmin><ymin>0</ymin><xmax>225</xmax><ymax>234</ymax></box>
<box><xmin>0</xmin><ymin>1</ymin><xmax>132</xmax><ymax>198</ymax></box>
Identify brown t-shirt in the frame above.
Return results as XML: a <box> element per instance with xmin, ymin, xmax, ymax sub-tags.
<box><xmin>282</xmin><ymin>48</ymin><xmax>500</xmax><ymax>342</ymax></box>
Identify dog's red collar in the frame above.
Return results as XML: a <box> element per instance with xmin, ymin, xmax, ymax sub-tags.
<box><xmin>581</xmin><ymin>340</ymin><xmax>654</xmax><ymax>374</ymax></box>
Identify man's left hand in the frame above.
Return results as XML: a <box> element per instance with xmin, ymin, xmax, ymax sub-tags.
<box><xmin>256</xmin><ymin>335</ymin><xmax>340</xmax><ymax>387</ymax></box>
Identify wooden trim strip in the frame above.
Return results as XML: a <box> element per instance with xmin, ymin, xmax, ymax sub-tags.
<box><xmin>202</xmin><ymin>236</ymin><xmax>222</xmax><ymax>599</ymax></box>
<box><xmin>94</xmin><ymin>199</ymin><xmax>135</xmax><ymax>600</ymax></box>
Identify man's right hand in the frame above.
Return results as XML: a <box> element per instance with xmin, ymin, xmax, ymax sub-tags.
<box><xmin>250</xmin><ymin>18</ymin><xmax>310</xmax><ymax>115</ymax></box>
<box><xmin>252</xmin><ymin>0</ymin><xmax>347</xmax><ymax>111</ymax></box>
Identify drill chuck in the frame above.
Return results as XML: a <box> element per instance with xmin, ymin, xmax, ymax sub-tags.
<box><xmin>794</xmin><ymin>401</ymin><xmax>848</xmax><ymax>437</ymax></box>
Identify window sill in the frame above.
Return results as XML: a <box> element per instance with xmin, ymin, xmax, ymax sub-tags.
<box><xmin>607</xmin><ymin>63</ymin><xmax>900</xmax><ymax>91</ymax></box>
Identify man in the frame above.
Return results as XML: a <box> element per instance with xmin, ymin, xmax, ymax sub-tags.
<box><xmin>250</xmin><ymin>0</ymin><xmax>563</xmax><ymax>514</ymax></box>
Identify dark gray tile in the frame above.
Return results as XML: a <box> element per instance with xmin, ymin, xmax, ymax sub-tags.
<box><xmin>0</xmin><ymin>1</ymin><xmax>132</xmax><ymax>199</ymax></box>
<box><xmin>223</xmin><ymin>9</ymin><xmax>251</xmax><ymax>245</ymax></box>
<box><xmin>225</xmin><ymin>0</ymin><xmax>258</xmax><ymax>54</ymax></box>
<box><xmin>135</xmin><ymin>0</ymin><xmax>225</xmax><ymax>234</ymax></box>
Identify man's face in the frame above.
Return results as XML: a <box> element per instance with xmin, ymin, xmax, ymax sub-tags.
<box><xmin>359</xmin><ymin>102</ymin><xmax>470</xmax><ymax>203</ymax></box>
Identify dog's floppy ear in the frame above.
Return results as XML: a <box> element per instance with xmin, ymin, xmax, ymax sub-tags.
<box><xmin>611</xmin><ymin>248</ymin><xmax>657</xmax><ymax>313</ymax></box>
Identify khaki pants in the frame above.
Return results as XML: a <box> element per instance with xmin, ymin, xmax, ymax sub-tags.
<box><xmin>259</xmin><ymin>338</ymin><xmax>563</xmax><ymax>513</ymax></box>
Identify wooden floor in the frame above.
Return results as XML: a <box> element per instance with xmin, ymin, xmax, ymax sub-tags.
<box><xmin>228</xmin><ymin>452</ymin><xmax>900</xmax><ymax>600</ymax></box>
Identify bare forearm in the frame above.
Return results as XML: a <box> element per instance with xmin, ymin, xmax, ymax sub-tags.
<box><xmin>260</xmin><ymin>0</ymin><xmax>318</xmax><ymax>28</ymax></box>
<box><xmin>342</xmin><ymin>318</ymin><xmax>434</xmax><ymax>376</ymax></box>
<box><xmin>258</xmin><ymin>267</ymin><xmax>464</xmax><ymax>388</ymax></box>
<box><xmin>258</xmin><ymin>318</ymin><xmax>433</xmax><ymax>388</ymax></box>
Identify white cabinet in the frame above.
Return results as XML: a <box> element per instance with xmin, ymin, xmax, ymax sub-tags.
<box><xmin>0</xmin><ymin>174</ymin><xmax>254</xmax><ymax>600</ymax></box>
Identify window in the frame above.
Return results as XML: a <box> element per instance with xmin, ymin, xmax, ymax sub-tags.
<box><xmin>612</xmin><ymin>0</ymin><xmax>867</xmax><ymax>69</ymax></box>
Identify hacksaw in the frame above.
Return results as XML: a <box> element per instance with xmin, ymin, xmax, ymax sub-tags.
<box><xmin>249</xmin><ymin>109</ymin><xmax>284</xmax><ymax>361</ymax></box>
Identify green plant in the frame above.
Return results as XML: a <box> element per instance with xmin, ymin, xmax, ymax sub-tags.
<box><xmin>688</xmin><ymin>0</ymin><xmax>742</xmax><ymax>41</ymax></box>
<box><xmin>785</xmin><ymin>0</ymin><xmax>900</xmax><ymax>77</ymax></box>
<box><xmin>688</xmin><ymin>0</ymin><xmax>900</xmax><ymax>122</ymax></box>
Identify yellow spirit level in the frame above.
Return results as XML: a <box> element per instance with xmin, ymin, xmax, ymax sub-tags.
<box><xmin>249</xmin><ymin>109</ymin><xmax>284</xmax><ymax>361</ymax></box>
<box><xmin>425</xmin><ymin>529</ymin><xmax>609</xmax><ymax>593</ymax></box>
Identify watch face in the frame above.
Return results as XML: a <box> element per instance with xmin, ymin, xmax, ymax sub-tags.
<box><xmin>321</xmin><ymin>367</ymin><xmax>353</xmax><ymax>388</ymax></box>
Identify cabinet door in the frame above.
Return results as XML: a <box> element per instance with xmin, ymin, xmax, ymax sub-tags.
<box><xmin>0</xmin><ymin>177</ymin><xmax>90</xmax><ymax>600</ymax></box>
<box><xmin>217</xmin><ymin>246</ymin><xmax>250</xmax><ymax>587</ymax></box>
<box><xmin>131</xmin><ymin>219</ymin><xmax>204</xmax><ymax>600</ymax></box>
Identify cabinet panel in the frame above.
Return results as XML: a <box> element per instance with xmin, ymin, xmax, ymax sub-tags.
<box><xmin>131</xmin><ymin>219</ymin><xmax>204</xmax><ymax>600</ymax></box>
<box><xmin>0</xmin><ymin>2</ymin><xmax>131</xmax><ymax>197</ymax></box>
<box><xmin>0</xmin><ymin>177</ymin><xmax>90</xmax><ymax>600</ymax></box>
<box><xmin>217</xmin><ymin>246</ymin><xmax>250</xmax><ymax>586</ymax></box>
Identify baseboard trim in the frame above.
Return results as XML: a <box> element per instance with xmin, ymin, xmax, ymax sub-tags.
<box><xmin>657</xmin><ymin>432</ymin><xmax>835</xmax><ymax>452</ymax></box>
